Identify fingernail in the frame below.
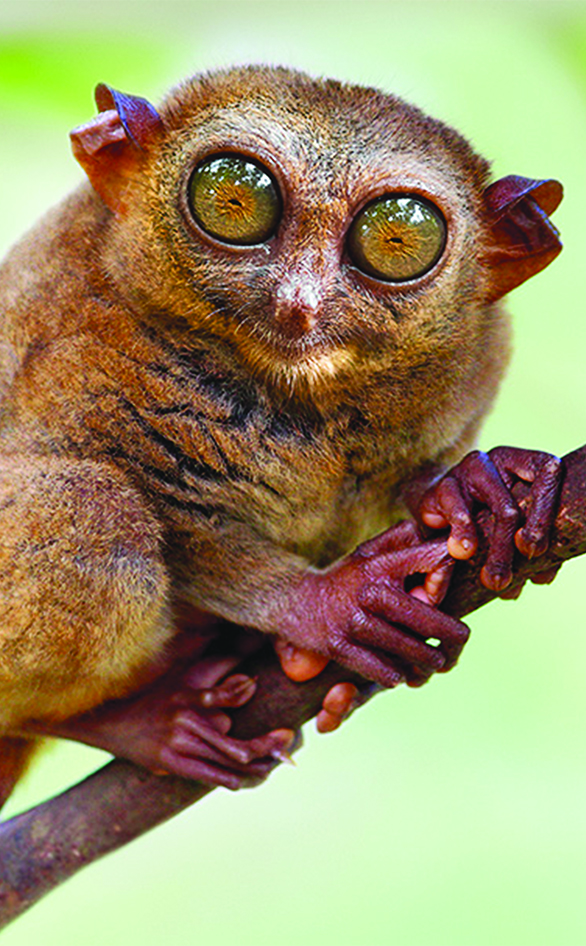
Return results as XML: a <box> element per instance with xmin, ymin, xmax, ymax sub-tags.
<box><xmin>271</xmin><ymin>748</ymin><xmax>296</xmax><ymax>765</ymax></box>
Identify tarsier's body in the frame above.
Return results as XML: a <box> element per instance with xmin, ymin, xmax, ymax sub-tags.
<box><xmin>0</xmin><ymin>67</ymin><xmax>563</xmax><ymax>799</ymax></box>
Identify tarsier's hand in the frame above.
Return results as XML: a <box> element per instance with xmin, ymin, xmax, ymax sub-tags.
<box><xmin>289</xmin><ymin>448</ymin><xmax>563</xmax><ymax>733</ymax></box>
<box><xmin>276</xmin><ymin>520</ymin><xmax>469</xmax><ymax>722</ymax></box>
<box><xmin>419</xmin><ymin>447</ymin><xmax>563</xmax><ymax>593</ymax></box>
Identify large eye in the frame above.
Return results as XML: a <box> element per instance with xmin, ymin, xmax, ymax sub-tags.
<box><xmin>348</xmin><ymin>195</ymin><xmax>446</xmax><ymax>282</ymax></box>
<box><xmin>188</xmin><ymin>154</ymin><xmax>281</xmax><ymax>245</ymax></box>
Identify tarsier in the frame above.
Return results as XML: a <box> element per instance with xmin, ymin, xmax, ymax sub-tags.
<box><xmin>0</xmin><ymin>66</ymin><xmax>564</xmax><ymax>804</ymax></box>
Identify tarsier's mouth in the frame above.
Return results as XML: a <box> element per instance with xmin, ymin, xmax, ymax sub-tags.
<box><xmin>245</xmin><ymin>334</ymin><xmax>359</xmax><ymax>398</ymax></box>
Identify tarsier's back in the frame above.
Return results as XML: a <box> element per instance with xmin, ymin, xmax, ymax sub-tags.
<box><xmin>0</xmin><ymin>66</ymin><xmax>564</xmax><ymax>801</ymax></box>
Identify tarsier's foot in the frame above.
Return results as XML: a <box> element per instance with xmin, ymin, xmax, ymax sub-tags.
<box><xmin>419</xmin><ymin>447</ymin><xmax>563</xmax><ymax>591</ymax></box>
<box><xmin>30</xmin><ymin>647</ymin><xmax>296</xmax><ymax>791</ymax></box>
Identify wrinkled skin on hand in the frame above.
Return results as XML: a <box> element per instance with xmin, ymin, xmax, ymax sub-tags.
<box><xmin>275</xmin><ymin>519</ymin><xmax>469</xmax><ymax>727</ymax></box>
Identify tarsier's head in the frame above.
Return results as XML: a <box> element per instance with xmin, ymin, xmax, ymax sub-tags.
<box><xmin>71</xmin><ymin>65</ymin><xmax>562</xmax><ymax>400</ymax></box>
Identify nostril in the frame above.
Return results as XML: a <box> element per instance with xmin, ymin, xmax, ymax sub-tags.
<box><xmin>274</xmin><ymin>281</ymin><xmax>321</xmax><ymax>339</ymax></box>
<box><xmin>274</xmin><ymin>298</ymin><xmax>318</xmax><ymax>339</ymax></box>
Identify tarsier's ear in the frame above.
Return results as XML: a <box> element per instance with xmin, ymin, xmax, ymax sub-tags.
<box><xmin>70</xmin><ymin>84</ymin><xmax>164</xmax><ymax>213</ymax></box>
<box><xmin>482</xmin><ymin>175</ymin><xmax>563</xmax><ymax>303</ymax></box>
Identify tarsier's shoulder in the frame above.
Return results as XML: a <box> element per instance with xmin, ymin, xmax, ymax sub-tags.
<box><xmin>0</xmin><ymin>187</ymin><xmax>127</xmax><ymax>435</ymax></box>
<box><xmin>0</xmin><ymin>187</ymin><xmax>104</xmax><ymax>328</ymax></box>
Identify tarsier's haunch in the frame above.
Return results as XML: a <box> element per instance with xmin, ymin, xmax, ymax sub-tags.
<box><xmin>0</xmin><ymin>66</ymin><xmax>564</xmax><ymax>803</ymax></box>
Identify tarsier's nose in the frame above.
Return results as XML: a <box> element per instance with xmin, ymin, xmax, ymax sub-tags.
<box><xmin>272</xmin><ymin>243</ymin><xmax>339</xmax><ymax>340</ymax></box>
<box><xmin>273</xmin><ymin>278</ymin><xmax>321</xmax><ymax>339</ymax></box>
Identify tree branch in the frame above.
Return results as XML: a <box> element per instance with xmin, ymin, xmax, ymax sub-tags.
<box><xmin>1</xmin><ymin>444</ymin><xmax>585</xmax><ymax>927</ymax></box>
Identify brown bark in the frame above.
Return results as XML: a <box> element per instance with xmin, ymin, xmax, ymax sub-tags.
<box><xmin>1</xmin><ymin>444</ymin><xmax>585</xmax><ymax>928</ymax></box>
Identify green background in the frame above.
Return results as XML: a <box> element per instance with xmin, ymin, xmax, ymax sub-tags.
<box><xmin>1</xmin><ymin>2</ymin><xmax>586</xmax><ymax>944</ymax></box>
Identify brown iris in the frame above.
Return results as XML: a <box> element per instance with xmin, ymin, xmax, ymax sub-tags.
<box><xmin>348</xmin><ymin>195</ymin><xmax>446</xmax><ymax>281</ymax></box>
<box><xmin>188</xmin><ymin>155</ymin><xmax>281</xmax><ymax>245</ymax></box>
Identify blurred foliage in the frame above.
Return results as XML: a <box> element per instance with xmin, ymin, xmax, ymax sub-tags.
<box><xmin>0</xmin><ymin>35</ymin><xmax>175</xmax><ymax>117</ymax></box>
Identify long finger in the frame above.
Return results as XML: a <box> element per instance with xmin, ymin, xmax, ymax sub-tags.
<box><xmin>516</xmin><ymin>456</ymin><xmax>563</xmax><ymax>557</ymax></box>
<box><xmin>159</xmin><ymin>746</ymin><xmax>273</xmax><ymax>791</ymax></box>
<box><xmin>456</xmin><ymin>453</ymin><xmax>523</xmax><ymax>589</ymax></box>
<box><xmin>173</xmin><ymin>711</ymin><xmax>295</xmax><ymax>765</ymax></box>
<box><xmin>358</xmin><ymin>583</ymin><xmax>470</xmax><ymax>664</ymax></box>
<box><xmin>334</xmin><ymin>638</ymin><xmax>406</xmax><ymax>689</ymax></box>
<box><xmin>351</xmin><ymin>612</ymin><xmax>445</xmax><ymax>672</ymax></box>
<box><xmin>366</xmin><ymin>539</ymin><xmax>453</xmax><ymax>582</ymax></box>
<box><xmin>420</xmin><ymin>476</ymin><xmax>478</xmax><ymax>559</ymax></box>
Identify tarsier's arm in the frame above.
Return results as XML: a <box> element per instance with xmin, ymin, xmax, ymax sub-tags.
<box><xmin>275</xmin><ymin>445</ymin><xmax>564</xmax><ymax>726</ymax></box>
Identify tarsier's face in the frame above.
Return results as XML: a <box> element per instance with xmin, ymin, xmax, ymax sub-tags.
<box><xmin>92</xmin><ymin>67</ymin><xmax>559</xmax><ymax>400</ymax></box>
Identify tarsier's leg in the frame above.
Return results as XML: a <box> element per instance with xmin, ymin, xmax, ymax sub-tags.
<box><xmin>0</xmin><ymin>455</ymin><xmax>172</xmax><ymax>723</ymax></box>
<box><xmin>0</xmin><ymin>737</ymin><xmax>36</xmax><ymax>810</ymax></box>
<box><xmin>0</xmin><ymin>456</ymin><xmax>292</xmax><ymax>800</ymax></box>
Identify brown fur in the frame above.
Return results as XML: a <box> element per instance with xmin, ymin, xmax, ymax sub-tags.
<box><xmin>0</xmin><ymin>66</ymin><xmax>519</xmax><ymax>791</ymax></box>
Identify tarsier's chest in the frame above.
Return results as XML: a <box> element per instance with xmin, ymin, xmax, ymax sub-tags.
<box><xmin>12</xmin><ymin>331</ymin><xmax>404</xmax><ymax>566</ymax></box>
<box><xmin>110</xmin><ymin>365</ymin><xmax>403</xmax><ymax>566</ymax></box>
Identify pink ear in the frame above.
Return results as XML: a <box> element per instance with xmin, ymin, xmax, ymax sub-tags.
<box><xmin>70</xmin><ymin>85</ymin><xmax>164</xmax><ymax>213</ymax></box>
<box><xmin>482</xmin><ymin>175</ymin><xmax>563</xmax><ymax>303</ymax></box>
<box><xmin>93</xmin><ymin>84</ymin><xmax>163</xmax><ymax>150</ymax></box>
